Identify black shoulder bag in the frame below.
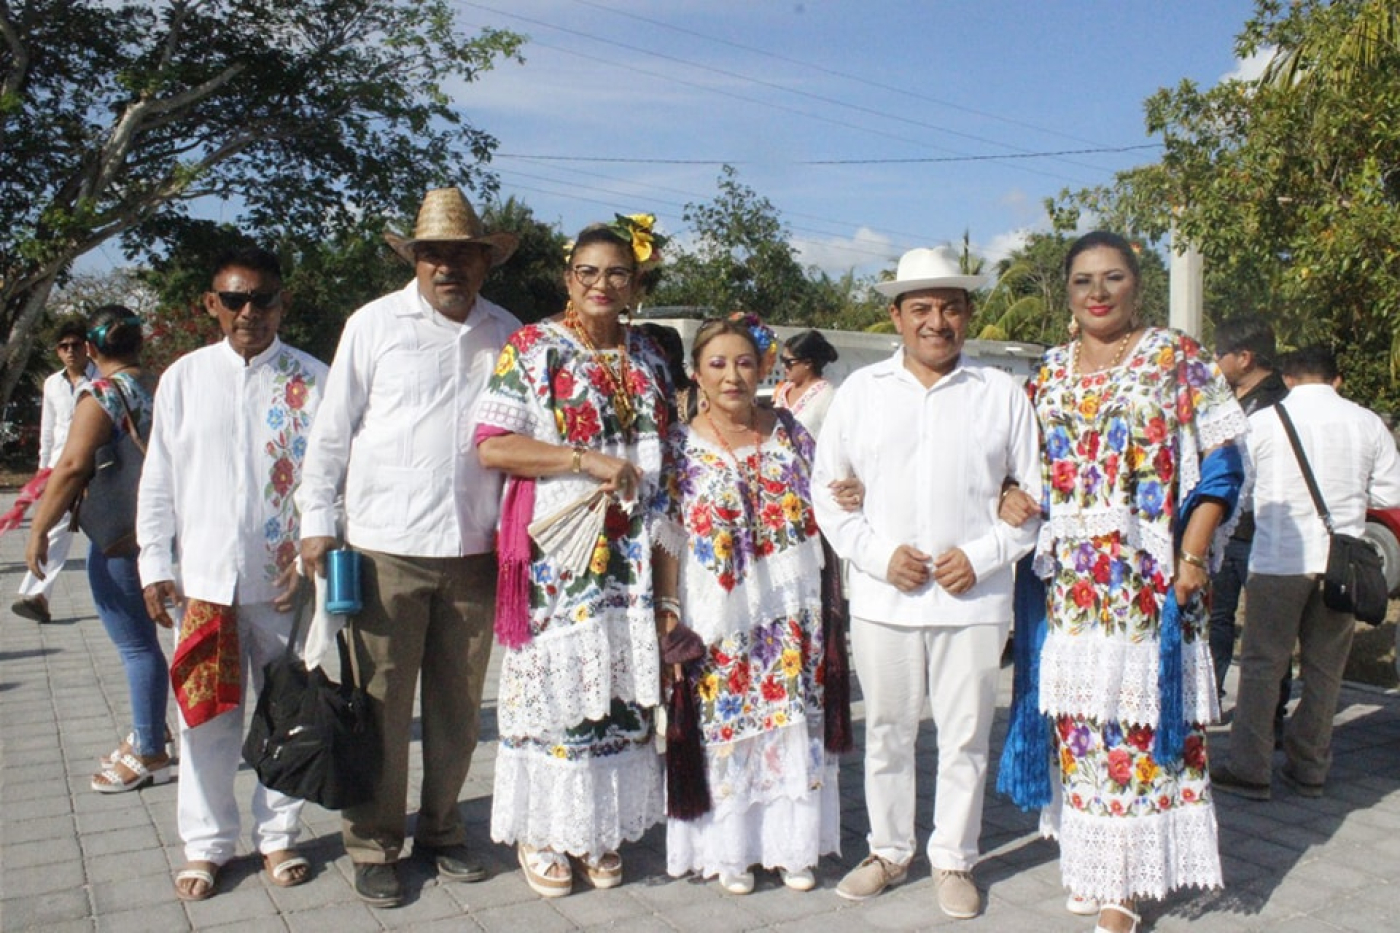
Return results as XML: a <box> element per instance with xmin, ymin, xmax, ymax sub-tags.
<box><xmin>1276</xmin><ymin>404</ymin><xmax>1389</xmax><ymax>624</ymax></box>
<box><xmin>73</xmin><ymin>382</ymin><xmax>146</xmax><ymax>557</ymax></box>
<box><xmin>242</xmin><ymin>591</ymin><xmax>378</xmax><ymax>809</ymax></box>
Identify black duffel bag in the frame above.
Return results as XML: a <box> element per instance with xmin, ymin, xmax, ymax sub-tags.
<box><xmin>242</xmin><ymin>598</ymin><xmax>377</xmax><ymax>810</ymax></box>
<box><xmin>1324</xmin><ymin>533</ymin><xmax>1389</xmax><ymax>625</ymax></box>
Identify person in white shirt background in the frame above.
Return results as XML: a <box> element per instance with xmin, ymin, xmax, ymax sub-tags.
<box><xmin>1214</xmin><ymin>346</ymin><xmax>1400</xmax><ymax>801</ymax></box>
<box><xmin>12</xmin><ymin>316</ymin><xmax>98</xmax><ymax>624</ymax></box>
<box><xmin>812</xmin><ymin>246</ymin><xmax>1041</xmax><ymax>919</ymax></box>
<box><xmin>139</xmin><ymin>246</ymin><xmax>327</xmax><ymax>901</ymax></box>
<box><xmin>296</xmin><ymin>188</ymin><xmax>520</xmax><ymax>909</ymax></box>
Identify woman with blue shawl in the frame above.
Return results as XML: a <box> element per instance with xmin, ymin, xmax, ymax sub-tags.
<box><xmin>997</xmin><ymin>232</ymin><xmax>1247</xmax><ymax>933</ymax></box>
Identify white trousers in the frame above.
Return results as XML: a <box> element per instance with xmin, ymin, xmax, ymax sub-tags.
<box><xmin>850</xmin><ymin>617</ymin><xmax>1007</xmax><ymax>871</ymax></box>
<box><xmin>17</xmin><ymin>519</ymin><xmax>74</xmax><ymax>601</ymax></box>
<box><xmin>175</xmin><ymin>601</ymin><xmax>304</xmax><ymax>864</ymax></box>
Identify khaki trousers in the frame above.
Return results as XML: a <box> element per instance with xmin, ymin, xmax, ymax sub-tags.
<box><xmin>342</xmin><ymin>550</ymin><xmax>496</xmax><ymax>863</ymax></box>
<box><xmin>1227</xmin><ymin>573</ymin><xmax>1355</xmax><ymax>786</ymax></box>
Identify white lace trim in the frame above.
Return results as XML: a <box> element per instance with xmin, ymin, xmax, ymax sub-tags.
<box><xmin>1040</xmin><ymin>796</ymin><xmax>1222</xmax><ymax>901</ymax></box>
<box><xmin>490</xmin><ymin>741</ymin><xmax>665</xmax><ymax>856</ymax></box>
<box><xmin>1038</xmin><ymin>507</ymin><xmax>1176</xmax><ymax>577</ymax></box>
<box><xmin>680</xmin><ymin>540</ymin><xmax>823</xmax><ymax>644</ymax></box>
<box><xmin>703</xmin><ymin>719</ymin><xmax>829</xmax><ymax>810</ymax></box>
<box><xmin>1038</xmin><ymin>631</ymin><xmax>1219</xmax><ymax>726</ymax></box>
<box><xmin>498</xmin><ymin>611</ymin><xmax>660</xmax><ymax>736</ymax></box>
<box><xmin>667</xmin><ymin>761</ymin><xmax>841</xmax><ymax>878</ymax></box>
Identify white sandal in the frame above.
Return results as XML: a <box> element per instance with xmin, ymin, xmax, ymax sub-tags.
<box><xmin>518</xmin><ymin>844</ymin><xmax>572</xmax><ymax>898</ymax></box>
<box><xmin>572</xmin><ymin>851</ymin><xmax>622</xmax><ymax>889</ymax></box>
<box><xmin>91</xmin><ymin>752</ymin><xmax>171</xmax><ymax>794</ymax></box>
<box><xmin>101</xmin><ymin>727</ymin><xmax>174</xmax><ymax>768</ymax></box>
<box><xmin>1067</xmin><ymin>893</ymin><xmax>1101</xmax><ymax>915</ymax></box>
<box><xmin>1095</xmin><ymin>902</ymin><xmax>1141</xmax><ymax>933</ymax></box>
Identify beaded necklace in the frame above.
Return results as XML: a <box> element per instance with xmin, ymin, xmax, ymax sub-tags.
<box><xmin>1072</xmin><ymin>326</ymin><xmax>1137</xmax><ymax>376</ymax></box>
<box><xmin>705</xmin><ymin>409</ymin><xmax>764</xmax><ymax>537</ymax></box>
<box><xmin>565</xmin><ymin>305</ymin><xmax>636</xmax><ymax>431</ymax></box>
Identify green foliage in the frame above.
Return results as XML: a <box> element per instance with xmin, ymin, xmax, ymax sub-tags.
<box><xmin>0</xmin><ymin>0</ymin><xmax>524</xmax><ymax>409</ymax></box>
<box><xmin>649</xmin><ymin>166</ymin><xmax>817</xmax><ymax>323</ymax></box>
<box><xmin>481</xmin><ymin>196</ymin><xmax>569</xmax><ymax>325</ymax></box>
<box><xmin>1054</xmin><ymin>0</ymin><xmax>1400</xmax><ymax>413</ymax></box>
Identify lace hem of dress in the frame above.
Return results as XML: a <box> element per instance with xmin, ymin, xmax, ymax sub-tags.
<box><xmin>490</xmin><ymin>741</ymin><xmax>664</xmax><ymax>856</ymax></box>
<box><xmin>705</xmin><ymin>720</ymin><xmax>830</xmax><ymax>811</ymax></box>
<box><xmin>1041</xmin><ymin>797</ymin><xmax>1222</xmax><ymax>902</ymax></box>
<box><xmin>498</xmin><ymin>612</ymin><xmax>661</xmax><ymax>735</ymax></box>
<box><xmin>681</xmin><ymin>541</ymin><xmax>824</xmax><ymax>644</ymax></box>
<box><xmin>1038</xmin><ymin>631</ymin><xmax>1219</xmax><ymax>726</ymax></box>
<box><xmin>666</xmin><ymin>765</ymin><xmax>841</xmax><ymax>878</ymax></box>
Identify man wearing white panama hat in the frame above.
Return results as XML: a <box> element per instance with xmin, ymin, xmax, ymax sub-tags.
<box><xmin>812</xmin><ymin>246</ymin><xmax>1041</xmax><ymax>918</ymax></box>
<box><xmin>297</xmin><ymin>187</ymin><xmax>520</xmax><ymax>907</ymax></box>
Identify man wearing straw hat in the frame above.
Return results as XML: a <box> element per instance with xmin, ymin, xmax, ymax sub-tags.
<box><xmin>297</xmin><ymin>188</ymin><xmax>520</xmax><ymax>907</ymax></box>
<box><xmin>812</xmin><ymin>246</ymin><xmax>1041</xmax><ymax>918</ymax></box>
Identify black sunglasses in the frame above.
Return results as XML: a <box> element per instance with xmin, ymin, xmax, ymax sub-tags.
<box><xmin>781</xmin><ymin>357</ymin><xmax>803</xmax><ymax>368</ymax></box>
<box><xmin>216</xmin><ymin>290</ymin><xmax>281</xmax><ymax>312</ymax></box>
<box><xmin>56</xmin><ymin>340</ymin><xmax>84</xmax><ymax>351</ymax></box>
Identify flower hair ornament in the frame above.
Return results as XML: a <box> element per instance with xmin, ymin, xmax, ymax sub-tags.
<box><xmin>728</xmin><ymin>311</ymin><xmax>779</xmax><ymax>379</ymax></box>
<box><xmin>610</xmin><ymin>213</ymin><xmax>668</xmax><ymax>269</ymax></box>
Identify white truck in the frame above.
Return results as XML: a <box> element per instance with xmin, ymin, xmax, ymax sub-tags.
<box><xmin>635</xmin><ymin>308</ymin><xmax>1046</xmax><ymax>393</ymax></box>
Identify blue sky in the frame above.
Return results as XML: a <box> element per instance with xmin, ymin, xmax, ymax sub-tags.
<box><xmin>454</xmin><ymin>0</ymin><xmax>1267</xmax><ymax>277</ymax></box>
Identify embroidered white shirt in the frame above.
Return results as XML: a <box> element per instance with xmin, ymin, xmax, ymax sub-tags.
<box><xmin>1246</xmin><ymin>383</ymin><xmax>1400</xmax><ymax>575</ymax></box>
<box><xmin>296</xmin><ymin>281</ymin><xmax>520</xmax><ymax>557</ymax></box>
<box><xmin>137</xmin><ymin>339</ymin><xmax>328</xmax><ymax>605</ymax></box>
<box><xmin>812</xmin><ymin>349</ymin><xmax>1042</xmax><ymax>627</ymax></box>
<box><xmin>38</xmin><ymin>362</ymin><xmax>97</xmax><ymax>468</ymax></box>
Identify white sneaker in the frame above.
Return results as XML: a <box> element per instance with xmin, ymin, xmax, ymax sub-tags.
<box><xmin>718</xmin><ymin>871</ymin><xmax>754</xmax><ymax>895</ymax></box>
<box><xmin>779</xmin><ymin>866</ymin><xmax>816</xmax><ymax>891</ymax></box>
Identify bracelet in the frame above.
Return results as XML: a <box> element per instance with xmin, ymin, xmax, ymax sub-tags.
<box><xmin>1179</xmin><ymin>550</ymin><xmax>1207</xmax><ymax>569</ymax></box>
<box><xmin>571</xmin><ymin>445</ymin><xmax>586</xmax><ymax>474</ymax></box>
<box><xmin>655</xmin><ymin>596</ymin><xmax>681</xmax><ymax>617</ymax></box>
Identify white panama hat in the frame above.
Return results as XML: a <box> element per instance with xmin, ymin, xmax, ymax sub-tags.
<box><xmin>873</xmin><ymin>246</ymin><xmax>988</xmax><ymax>298</ymax></box>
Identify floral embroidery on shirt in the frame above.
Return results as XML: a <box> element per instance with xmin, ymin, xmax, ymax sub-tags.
<box><xmin>262</xmin><ymin>354</ymin><xmax>320</xmax><ymax>579</ymax></box>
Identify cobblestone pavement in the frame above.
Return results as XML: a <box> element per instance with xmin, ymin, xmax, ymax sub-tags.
<box><xmin>4</xmin><ymin>524</ymin><xmax>1399</xmax><ymax>931</ymax></box>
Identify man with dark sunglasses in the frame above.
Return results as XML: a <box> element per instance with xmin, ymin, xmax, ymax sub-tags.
<box><xmin>137</xmin><ymin>246</ymin><xmax>328</xmax><ymax>901</ymax></box>
<box><xmin>12</xmin><ymin>317</ymin><xmax>97</xmax><ymax>624</ymax></box>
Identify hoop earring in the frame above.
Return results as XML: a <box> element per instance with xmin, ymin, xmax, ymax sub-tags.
<box><xmin>698</xmin><ymin>391</ymin><xmax>710</xmax><ymax>412</ymax></box>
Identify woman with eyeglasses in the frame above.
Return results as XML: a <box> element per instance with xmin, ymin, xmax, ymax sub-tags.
<box><xmin>24</xmin><ymin>305</ymin><xmax>172</xmax><ymax>793</ymax></box>
<box><xmin>476</xmin><ymin>217</ymin><xmax>672</xmax><ymax>898</ymax></box>
<box><xmin>773</xmin><ymin>330</ymin><xmax>839</xmax><ymax>438</ymax></box>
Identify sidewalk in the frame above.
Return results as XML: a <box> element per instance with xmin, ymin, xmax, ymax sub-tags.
<box><xmin>4</xmin><ymin>522</ymin><xmax>1400</xmax><ymax>931</ymax></box>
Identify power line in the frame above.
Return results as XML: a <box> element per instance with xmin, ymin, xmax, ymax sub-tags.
<box><xmin>496</xmin><ymin>144</ymin><xmax>1159</xmax><ymax>166</ymax></box>
<box><xmin>458</xmin><ymin>3</ymin><xmax>1097</xmax><ymax>186</ymax></box>
<box><xmin>567</xmin><ymin>0</ymin><xmax>1114</xmax><ymax>151</ymax></box>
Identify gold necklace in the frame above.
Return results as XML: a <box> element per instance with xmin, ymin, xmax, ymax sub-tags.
<box><xmin>565</xmin><ymin>306</ymin><xmax>636</xmax><ymax>431</ymax></box>
<box><xmin>1073</xmin><ymin>327</ymin><xmax>1136</xmax><ymax>375</ymax></box>
<box><xmin>705</xmin><ymin>409</ymin><xmax>763</xmax><ymax>536</ymax></box>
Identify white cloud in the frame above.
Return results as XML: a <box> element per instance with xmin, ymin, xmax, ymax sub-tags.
<box><xmin>978</xmin><ymin>228</ymin><xmax>1031</xmax><ymax>265</ymax></box>
<box><xmin>792</xmin><ymin>227</ymin><xmax>895</xmax><ymax>275</ymax></box>
<box><xmin>1221</xmin><ymin>46</ymin><xmax>1276</xmax><ymax>84</ymax></box>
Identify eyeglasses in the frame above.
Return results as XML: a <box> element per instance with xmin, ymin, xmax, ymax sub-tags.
<box><xmin>215</xmin><ymin>290</ymin><xmax>281</xmax><ymax>312</ymax></box>
<box><xmin>56</xmin><ymin>341</ymin><xmax>84</xmax><ymax>351</ymax></box>
<box><xmin>571</xmin><ymin>265</ymin><xmax>634</xmax><ymax>289</ymax></box>
<box><xmin>781</xmin><ymin>357</ymin><xmax>803</xmax><ymax>368</ymax></box>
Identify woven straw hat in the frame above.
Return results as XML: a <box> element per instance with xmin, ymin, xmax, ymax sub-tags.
<box><xmin>873</xmin><ymin>246</ymin><xmax>988</xmax><ymax>298</ymax></box>
<box><xmin>383</xmin><ymin>188</ymin><xmax>519</xmax><ymax>267</ymax></box>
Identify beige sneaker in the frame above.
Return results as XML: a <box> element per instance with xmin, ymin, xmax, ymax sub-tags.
<box><xmin>835</xmin><ymin>854</ymin><xmax>907</xmax><ymax>901</ymax></box>
<box><xmin>936</xmin><ymin>869</ymin><xmax>981</xmax><ymax>919</ymax></box>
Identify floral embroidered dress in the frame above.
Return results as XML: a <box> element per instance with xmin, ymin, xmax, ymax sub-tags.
<box><xmin>773</xmin><ymin>378</ymin><xmax>834</xmax><ymax>439</ymax></box>
<box><xmin>480</xmin><ymin>320</ymin><xmax>670</xmax><ymax>857</ymax></box>
<box><xmin>656</xmin><ymin>409</ymin><xmax>840</xmax><ymax>878</ymax></box>
<box><xmin>1031</xmin><ymin>328</ymin><xmax>1248</xmax><ymax>901</ymax></box>
<box><xmin>83</xmin><ymin>372</ymin><xmax>154</xmax><ymax>444</ymax></box>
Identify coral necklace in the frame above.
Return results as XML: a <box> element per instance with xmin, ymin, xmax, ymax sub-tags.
<box><xmin>705</xmin><ymin>409</ymin><xmax>764</xmax><ymax>532</ymax></box>
<box><xmin>566</xmin><ymin>305</ymin><xmax>636</xmax><ymax>431</ymax></box>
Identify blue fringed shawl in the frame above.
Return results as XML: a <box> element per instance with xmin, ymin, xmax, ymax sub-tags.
<box><xmin>997</xmin><ymin>444</ymin><xmax>1244</xmax><ymax>812</ymax></box>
